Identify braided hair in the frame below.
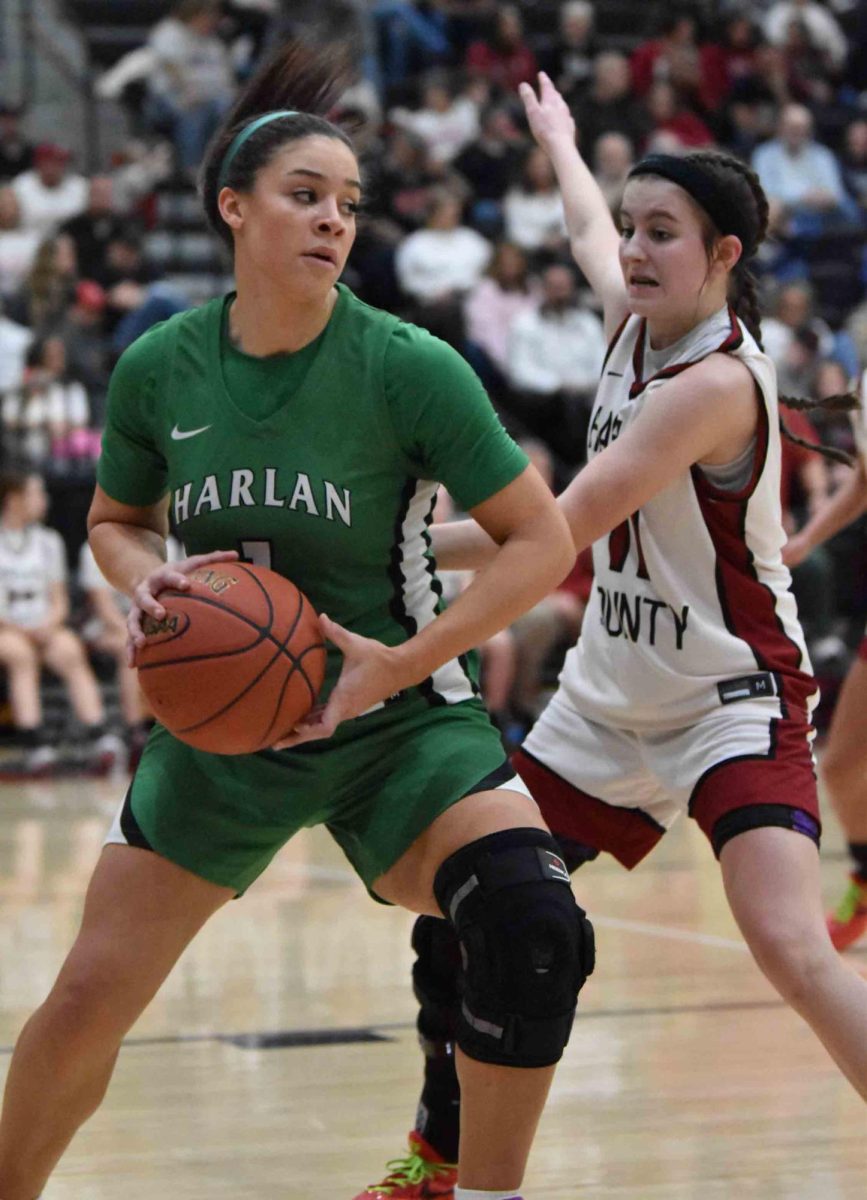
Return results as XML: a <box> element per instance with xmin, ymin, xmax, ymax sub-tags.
<box><xmin>199</xmin><ymin>40</ymin><xmax>356</xmax><ymax>251</ymax></box>
<box><xmin>680</xmin><ymin>149</ymin><xmax>856</xmax><ymax>467</ymax></box>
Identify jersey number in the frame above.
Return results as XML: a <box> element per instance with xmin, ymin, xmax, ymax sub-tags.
<box><xmin>238</xmin><ymin>540</ymin><xmax>273</xmax><ymax>568</ymax></box>
<box><xmin>607</xmin><ymin>513</ymin><xmax>649</xmax><ymax>579</ymax></box>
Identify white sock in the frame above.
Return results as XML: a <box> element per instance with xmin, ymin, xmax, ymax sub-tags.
<box><xmin>454</xmin><ymin>1189</ymin><xmax>522</xmax><ymax>1200</ymax></box>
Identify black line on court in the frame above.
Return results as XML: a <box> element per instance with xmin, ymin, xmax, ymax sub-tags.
<box><xmin>3</xmin><ymin>995</ymin><xmax>848</xmax><ymax>1057</ymax></box>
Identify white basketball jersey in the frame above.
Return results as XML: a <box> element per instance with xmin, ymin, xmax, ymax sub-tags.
<box><xmin>559</xmin><ymin>305</ymin><xmax>816</xmax><ymax>731</ymax></box>
<box><xmin>0</xmin><ymin>523</ymin><xmax>66</xmax><ymax>628</ymax></box>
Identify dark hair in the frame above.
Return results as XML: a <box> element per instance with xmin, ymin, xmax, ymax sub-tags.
<box><xmin>680</xmin><ymin>150</ymin><xmax>857</xmax><ymax>466</ymax></box>
<box><xmin>0</xmin><ymin>466</ymin><xmax>37</xmax><ymax>508</ymax></box>
<box><xmin>200</xmin><ymin>40</ymin><xmax>356</xmax><ymax>251</ymax></box>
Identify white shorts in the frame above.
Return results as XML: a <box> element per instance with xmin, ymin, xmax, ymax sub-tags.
<box><xmin>514</xmin><ymin>682</ymin><xmax>820</xmax><ymax>867</ymax></box>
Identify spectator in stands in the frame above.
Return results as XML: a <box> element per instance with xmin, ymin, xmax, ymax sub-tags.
<box><xmin>77</xmin><ymin>537</ymin><xmax>182</xmax><ymax>767</ymax></box>
<box><xmin>629</xmin><ymin>7</ymin><xmax>721</xmax><ymax>116</ymax></box>
<box><xmin>93</xmin><ymin>229</ymin><xmax>189</xmax><ymax>354</ymax></box>
<box><xmin>54</xmin><ymin>281</ymin><xmax>111</xmax><ymax>396</ymax></box>
<box><xmin>389</xmin><ymin>72</ymin><xmax>480</xmax><ymax>165</ymax></box>
<box><xmin>752</xmin><ymin>102</ymin><xmax>858</xmax><ymax>237</ymax></box>
<box><xmin>504</xmin><ymin>262</ymin><xmax>605</xmax><ymax>461</ymax></box>
<box><xmin>7</xmin><ymin>233</ymin><xmax>78</xmax><ymax>336</ymax></box>
<box><xmin>368</xmin><ymin>129</ymin><xmax>440</xmax><ymax>233</ymax></box>
<box><xmin>60</xmin><ymin>177</ymin><xmax>131</xmax><ymax>286</ymax></box>
<box><xmin>0</xmin><ymin>302</ymin><xmax>32</xmax><ymax>393</ymax></box>
<box><xmin>0</xmin><ymin>468</ymin><xmax>122</xmax><ymax>774</ymax></box>
<box><xmin>643</xmin><ymin>79</ymin><xmax>715</xmax><ymax>151</ymax></box>
<box><xmin>573</xmin><ymin>52</ymin><xmax>651</xmax><ymax>163</ymax></box>
<box><xmin>722</xmin><ymin>47</ymin><xmax>789</xmax><ymax>159</ymax></box>
<box><xmin>841</xmin><ymin>118</ymin><xmax>867</xmax><ymax>213</ymax></box>
<box><xmin>369</xmin><ymin>0</ymin><xmax>451</xmax><ymax>100</ymax></box>
<box><xmin>465</xmin><ymin>6</ymin><xmax>537</xmax><ymax>92</ymax></box>
<box><xmin>779</xmin><ymin>16</ymin><xmax>838</xmax><ymax>106</ymax></box>
<box><xmin>463</xmin><ymin>240</ymin><xmax>536</xmax><ymax>394</ymax></box>
<box><xmin>544</xmin><ymin>1</ymin><xmax>596</xmax><ymax>106</ymax></box>
<box><xmin>702</xmin><ymin>12</ymin><xmax>763</xmax><ymax>106</ymax></box>
<box><xmin>0</xmin><ymin>186</ymin><xmax>40</xmax><ymax>301</ymax></box>
<box><xmin>145</xmin><ymin>0</ymin><xmax>236</xmax><ymax>176</ymax></box>
<box><xmin>454</xmin><ymin>103</ymin><xmax>525</xmax><ymax>228</ymax></box>
<box><xmin>592</xmin><ymin>131</ymin><xmax>634</xmax><ymax>214</ymax></box>
<box><xmin>11</xmin><ymin>144</ymin><xmax>87</xmax><ymax>239</ymax></box>
<box><xmin>1</xmin><ymin>339</ymin><xmax>91</xmax><ymax>468</ymax></box>
<box><xmin>502</xmin><ymin>145</ymin><xmax>568</xmax><ymax>253</ymax></box>
<box><xmin>764</xmin><ymin>0</ymin><xmax>848</xmax><ymax>72</ymax></box>
<box><xmin>763</xmin><ymin>279</ymin><xmax>860</xmax><ymax>387</ymax></box>
<box><xmin>394</xmin><ymin>187</ymin><xmax>491</xmax><ymax>343</ymax></box>
<box><xmin>0</xmin><ymin>103</ymin><xmax>33</xmax><ymax>182</ymax></box>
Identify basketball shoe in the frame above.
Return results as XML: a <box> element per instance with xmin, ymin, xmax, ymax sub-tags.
<box><xmin>827</xmin><ymin>874</ymin><xmax>867</xmax><ymax>951</ymax></box>
<box><xmin>353</xmin><ymin>1132</ymin><xmax>457</xmax><ymax>1199</ymax></box>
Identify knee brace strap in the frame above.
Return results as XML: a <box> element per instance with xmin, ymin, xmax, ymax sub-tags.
<box><xmin>411</xmin><ymin>914</ymin><xmax>462</xmax><ymax>1057</ymax></box>
<box><xmin>433</xmin><ymin>827</ymin><xmax>595</xmax><ymax>1068</ymax></box>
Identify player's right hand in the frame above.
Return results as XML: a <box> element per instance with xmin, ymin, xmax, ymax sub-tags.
<box><xmin>519</xmin><ymin>72</ymin><xmax>576</xmax><ymax>155</ymax></box>
<box><xmin>126</xmin><ymin>549</ymin><xmax>239</xmax><ymax>666</ymax></box>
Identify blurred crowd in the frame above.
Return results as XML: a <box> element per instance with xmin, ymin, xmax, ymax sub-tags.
<box><xmin>2</xmin><ymin>0</ymin><xmax>867</xmax><ymax>769</ymax></box>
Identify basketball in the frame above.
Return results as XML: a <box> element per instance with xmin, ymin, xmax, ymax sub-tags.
<box><xmin>134</xmin><ymin>562</ymin><xmax>326</xmax><ymax>754</ymax></box>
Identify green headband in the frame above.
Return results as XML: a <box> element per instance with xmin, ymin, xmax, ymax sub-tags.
<box><xmin>217</xmin><ymin>110</ymin><xmax>299</xmax><ymax>189</ymax></box>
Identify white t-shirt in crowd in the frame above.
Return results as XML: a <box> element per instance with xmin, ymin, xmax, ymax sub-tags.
<box><xmin>11</xmin><ymin>169</ymin><xmax>88</xmax><ymax>238</ymax></box>
<box><xmin>0</xmin><ymin>523</ymin><xmax>66</xmax><ymax>629</ymax></box>
<box><xmin>395</xmin><ymin>226</ymin><xmax>492</xmax><ymax>301</ymax></box>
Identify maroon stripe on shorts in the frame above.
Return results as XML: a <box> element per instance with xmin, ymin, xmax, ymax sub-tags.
<box><xmin>512</xmin><ymin>747</ymin><xmax>664</xmax><ymax>870</ymax></box>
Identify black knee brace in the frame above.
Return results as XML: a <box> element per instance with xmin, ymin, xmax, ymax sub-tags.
<box><xmin>411</xmin><ymin>914</ymin><xmax>462</xmax><ymax>1056</ymax></box>
<box><xmin>433</xmin><ymin>827</ymin><xmax>595</xmax><ymax>1069</ymax></box>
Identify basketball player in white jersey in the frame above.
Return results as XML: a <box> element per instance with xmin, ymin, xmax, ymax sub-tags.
<box><xmin>357</xmin><ymin>72</ymin><xmax>867</xmax><ymax>1199</ymax></box>
<box><xmin>0</xmin><ymin>468</ymin><xmax>121</xmax><ymax>774</ymax></box>
<box><xmin>785</xmin><ymin>373</ymin><xmax>867</xmax><ymax>951</ymax></box>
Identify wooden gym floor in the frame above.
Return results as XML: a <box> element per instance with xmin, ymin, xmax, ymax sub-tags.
<box><xmin>0</xmin><ymin>773</ymin><xmax>863</xmax><ymax>1199</ymax></box>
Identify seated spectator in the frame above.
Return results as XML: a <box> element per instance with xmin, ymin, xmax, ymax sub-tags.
<box><xmin>0</xmin><ymin>186</ymin><xmax>40</xmax><ymax>300</ymax></box>
<box><xmin>592</xmin><ymin>131</ymin><xmax>634</xmax><ymax>214</ymax></box>
<box><xmin>1</xmin><ymin>339</ymin><xmax>91</xmax><ymax>467</ymax></box>
<box><xmin>6</xmin><ymin>233</ymin><xmax>78</xmax><ymax>336</ymax></box>
<box><xmin>463</xmin><ymin>240</ymin><xmax>536</xmax><ymax>392</ymax></box>
<box><xmin>0</xmin><ymin>468</ymin><xmax>122</xmax><ymax>774</ymax></box>
<box><xmin>145</xmin><ymin>0</ymin><xmax>236</xmax><ymax>175</ymax></box>
<box><xmin>0</xmin><ymin>103</ymin><xmax>33</xmax><ymax>181</ymax></box>
<box><xmin>841</xmin><ymin>118</ymin><xmax>867</xmax><ymax>213</ymax></box>
<box><xmin>90</xmin><ymin>229</ymin><xmax>188</xmax><ymax>353</ymax></box>
<box><xmin>764</xmin><ymin>0</ymin><xmax>847</xmax><ymax>72</ymax></box>
<box><xmin>643</xmin><ymin>79</ymin><xmax>715</xmax><ymax>152</ymax></box>
<box><xmin>389</xmin><ymin>72</ymin><xmax>480</xmax><ymax>165</ymax></box>
<box><xmin>630</xmin><ymin>7</ymin><xmax>722</xmax><ymax>116</ymax></box>
<box><xmin>779</xmin><ymin>17</ymin><xmax>837</xmax><ymax>106</ymax></box>
<box><xmin>765</xmin><ymin>279</ymin><xmax>860</xmax><ymax>385</ymax></box>
<box><xmin>394</xmin><ymin>187</ymin><xmax>491</xmax><ymax>313</ymax></box>
<box><xmin>722</xmin><ymin>48</ymin><xmax>788</xmax><ymax>159</ymax></box>
<box><xmin>572</xmin><ymin>52</ymin><xmax>651</xmax><ymax>164</ymax></box>
<box><xmin>504</xmin><ymin>262</ymin><xmax>605</xmax><ymax>461</ymax></box>
<box><xmin>77</xmin><ymin>535</ymin><xmax>182</xmax><ymax>767</ymax></box>
<box><xmin>502</xmin><ymin>146</ymin><xmax>568</xmax><ymax>253</ymax></box>
<box><xmin>60</xmin><ymin>177</ymin><xmax>132</xmax><ymax>285</ymax></box>
<box><xmin>0</xmin><ymin>302</ymin><xmax>32</xmax><ymax>393</ymax></box>
<box><xmin>366</xmin><ymin>129</ymin><xmax>440</xmax><ymax>234</ymax></box>
<box><xmin>465</xmin><ymin>5</ymin><xmax>538</xmax><ymax>92</ymax></box>
<box><xmin>11</xmin><ymin>144</ymin><xmax>87</xmax><ymax>239</ymax></box>
<box><xmin>454</xmin><ymin>103</ymin><xmax>525</xmax><ymax>222</ymax></box>
<box><xmin>703</xmin><ymin>12</ymin><xmax>763</xmax><ymax>106</ymax></box>
<box><xmin>54</xmin><ymin>280</ymin><xmax>111</xmax><ymax>396</ymax></box>
<box><xmin>545</xmin><ymin>1</ymin><xmax>596</xmax><ymax>106</ymax></box>
<box><xmin>370</xmin><ymin>0</ymin><xmax>451</xmax><ymax>101</ymax></box>
<box><xmin>752</xmin><ymin>103</ymin><xmax>858</xmax><ymax>237</ymax></box>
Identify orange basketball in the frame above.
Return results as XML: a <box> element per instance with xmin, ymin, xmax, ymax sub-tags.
<box><xmin>134</xmin><ymin>562</ymin><xmax>326</xmax><ymax>754</ymax></box>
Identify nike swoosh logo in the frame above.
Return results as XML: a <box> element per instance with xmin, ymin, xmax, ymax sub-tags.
<box><xmin>171</xmin><ymin>423</ymin><xmax>212</xmax><ymax>440</ymax></box>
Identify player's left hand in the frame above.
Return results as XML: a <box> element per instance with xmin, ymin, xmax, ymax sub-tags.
<box><xmin>272</xmin><ymin>615</ymin><xmax>412</xmax><ymax>748</ymax></box>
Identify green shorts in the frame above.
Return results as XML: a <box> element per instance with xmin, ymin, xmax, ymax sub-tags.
<box><xmin>105</xmin><ymin>698</ymin><xmax>523</xmax><ymax>897</ymax></box>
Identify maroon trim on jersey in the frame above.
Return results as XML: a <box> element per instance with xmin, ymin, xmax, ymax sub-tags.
<box><xmin>691</xmin><ymin>383</ymin><xmax>769</xmax><ymax>504</ymax></box>
<box><xmin>512</xmin><ymin>747</ymin><xmax>664</xmax><ymax>870</ymax></box>
<box><xmin>629</xmin><ymin>305</ymin><xmax>744</xmax><ymax>399</ymax></box>
<box><xmin>602</xmin><ymin>313</ymin><xmax>630</xmax><ymax>370</ymax></box>
<box><xmin>688</xmin><ymin>722</ymin><xmax>819</xmax><ymax>852</ymax></box>
<box><xmin>693</xmin><ymin>419</ymin><xmax>817</xmax><ymax>725</ymax></box>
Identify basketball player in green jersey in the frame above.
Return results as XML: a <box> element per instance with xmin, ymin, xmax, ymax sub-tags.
<box><xmin>0</xmin><ymin>43</ymin><xmax>594</xmax><ymax>1200</ymax></box>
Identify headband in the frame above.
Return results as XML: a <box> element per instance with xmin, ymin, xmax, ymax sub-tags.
<box><xmin>217</xmin><ymin>110</ymin><xmax>299</xmax><ymax>189</ymax></box>
<box><xmin>627</xmin><ymin>154</ymin><xmax>755</xmax><ymax>259</ymax></box>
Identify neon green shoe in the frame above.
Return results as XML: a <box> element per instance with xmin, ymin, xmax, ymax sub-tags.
<box><xmin>353</xmin><ymin>1132</ymin><xmax>457</xmax><ymax>1199</ymax></box>
<box><xmin>827</xmin><ymin>874</ymin><xmax>867</xmax><ymax>951</ymax></box>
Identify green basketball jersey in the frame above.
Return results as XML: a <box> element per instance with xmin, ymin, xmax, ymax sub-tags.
<box><xmin>97</xmin><ymin>284</ymin><xmax>528</xmax><ymax>705</ymax></box>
